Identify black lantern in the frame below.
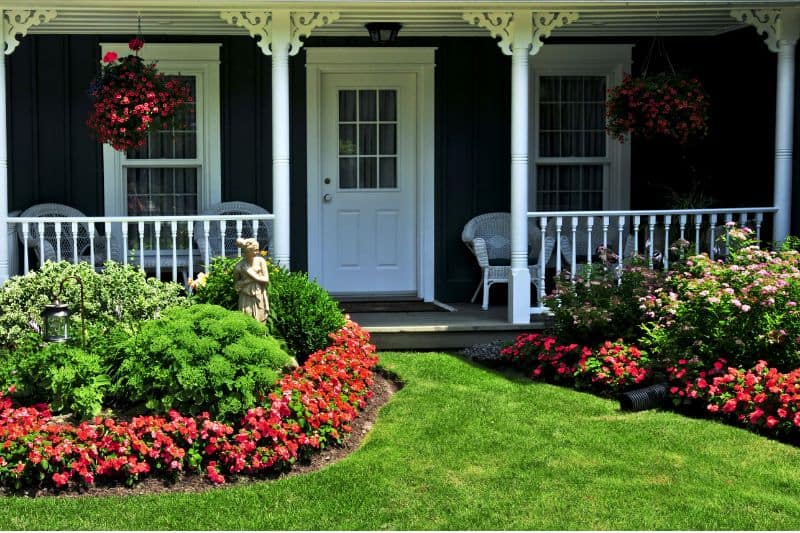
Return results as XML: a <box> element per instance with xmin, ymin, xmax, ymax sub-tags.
<box><xmin>42</xmin><ymin>275</ymin><xmax>86</xmax><ymax>346</ymax></box>
<box><xmin>365</xmin><ymin>22</ymin><xmax>402</xmax><ymax>44</ymax></box>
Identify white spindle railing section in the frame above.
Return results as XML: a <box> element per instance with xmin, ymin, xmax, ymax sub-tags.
<box><xmin>9</xmin><ymin>213</ymin><xmax>275</xmax><ymax>285</ymax></box>
<box><xmin>528</xmin><ymin>207</ymin><xmax>778</xmax><ymax>311</ymax></box>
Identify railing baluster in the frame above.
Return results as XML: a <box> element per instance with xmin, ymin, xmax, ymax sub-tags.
<box><xmin>555</xmin><ymin>216</ymin><xmax>562</xmax><ymax>275</ymax></box>
<box><xmin>122</xmin><ymin>222</ymin><xmax>129</xmax><ymax>265</ymax></box>
<box><xmin>739</xmin><ymin>211</ymin><xmax>747</xmax><ymax>227</ymax></box>
<box><xmin>154</xmin><ymin>222</ymin><xmax>162</xmax><ymax>280</ymax></box>
<box><xmin>219</xmin><ymin>220</ymin><xmax>227</xmax><ymax>257</ymax></box>
<box><xmin>694</xmin><ymin>214</ymin><xmax>702</xmax><ymax>255</ymax></box>
<box><xmin>602</xmin><ymin>216</ymin><xmax>610</xmax><ymax>248</ymax></box>
<box><xmin>54</xmin><ymin>222</ymin><xmax>62</xmax><ymax>261</ymax></box>
<box><xmin>633</xmin><ymin>215</ymin><xmax>640</xmax><ymax>256</ymax></box>
<box><xmin>171</xmin><ymin>221</ymin><xmax>178</xmax><ymax>282</ymax></box>
<box><xmin>709</xmin><ymin>213</ymin><xmax>718</xmax><ymax>260</ymax></box>
<box><xmin>71</xmin><ymin>221</ymin><xmax>79</xmax><ymax>264</ymax></box>
<box><xmin>538</xmin><ymin>216</ymin><xmax>547</xmax><ymax>305</ymax></box>
<box><xmin>663</xmin><ymin>215</ymin><xmax>672</xmax><ymax>271</ymax></box>
<box><xmin>679</xmin><ymin>214</ymin><xmax>687</xmax><ymax>242</ymax></box>
<box><xmin>21</xmin><ymin>223</ymin><xmax>30</xmax><ymax>274</ymax></box>
<box><xmin>724</xmin><ymin>213</ymin><xmax>733</xmax><ymax>257</ymax></box>
<box><xmin>756</xmin><ymin>212</ymin><xmax>764</xmax><ymax>242</ymax></box>
<box><xmin>105</xmin><ymin>222</ymin><xmax>112</xmax><ymax>264</ymax></box>
<box><xmin>648</xmin><ymin>215</ymin><xmax>656</xmax><ymax>270</ymax></box>
<box><xmin>37</xmin><ymin>221</ymin><xmax>45</xmax><ymax>267</ymax></box>
<box><xmin>188</xmin><ymin>221</ymin><xmax>195</xmax><ymax>282</ymax></box>
<box><xmin>203</xmin><ymin>220</ymin><xmax>211</xmax><ymax>270</ymax></box>
<box><xmin>138</xmin><ymin>221</ymin><xmax>145</xmax><ymax>272</ymax></box>
<box><xmin>617</xmin><ymin>215</ymin><xmax>625</xmax><ymax>279</ymax></box>
<box><xmin>570</xmin><ymin>216</ymin><xmax>578</xmax><ymax>278</ymax></box>
<box><xmin>236</xmin><ymin>220</ymin><xmax>243</xmax><ymax>257</ymax></box>
<box><xmin>88</xmin><ymin>222</ymin><xmax>96</xmax><ymax>268</ymax></box>
<box><xmin>586</xmin><ymin>217</ymin><xmax>594</xmax><ymax>267</ymax></box>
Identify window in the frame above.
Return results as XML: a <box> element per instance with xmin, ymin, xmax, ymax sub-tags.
<box><xmin>530</xmin><ymin>45</ymin><xmax>632</xmax><ymax>211</ymax></box>
<box><xmin>338</xmin><ymin>89</ymin><xmax>398</xmax><ymax>190</ymax></box>
<box><xmin>101</xmin><ymin>44</ymin><xmax>221</xmax><ymax>240</ymax></box>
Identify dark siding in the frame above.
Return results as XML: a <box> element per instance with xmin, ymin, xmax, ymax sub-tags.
<box><xmin>6</xmin><ymin>32</ymin><xmax>791</xmax><ymax>301</ymax></box>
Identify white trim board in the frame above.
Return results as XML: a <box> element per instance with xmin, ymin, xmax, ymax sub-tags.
<box><xmin>305</xmin><ymin>47</ymin><xmax>436</xmax><ymax>302</ymax></box>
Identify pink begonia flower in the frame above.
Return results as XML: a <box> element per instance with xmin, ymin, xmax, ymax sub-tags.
<box><xmin>102</xmin><ymin>51</ymin><xmax>118</xmax><ymax>63</ymax></box>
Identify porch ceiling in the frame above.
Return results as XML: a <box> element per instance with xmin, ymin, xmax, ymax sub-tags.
<box><xmin>17</xmin><ymin>1</ymin><xmax>797</xmax><ymax>38</ymax></box>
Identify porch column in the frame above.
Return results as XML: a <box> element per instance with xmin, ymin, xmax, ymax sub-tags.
<box><xmin>733</xmin><ymin>8</ymin><xmax>800</xmax><ymax>242</ymax></box>
<box><xmin>464</xmin><ymin>11</ymin><xmax>578</xmax><ymax>323</ymax></box>
<box><xmin>0</xmin><ymin>9</ymin><xmax>57</xmax><ymax>282</ymax></box>
<box><xmin>221</xmin><ymin>10</ymin><xmax>339</xmax><ymax>269</ymax></box>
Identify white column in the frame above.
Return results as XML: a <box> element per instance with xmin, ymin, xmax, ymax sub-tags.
<box><xmin>508</xmin><ymin>15</ymin><xmax>532</xmax><ymax>324</ymax></box>
<box><xmin>0</xmin><ymin>14</ymin><xmax>8</xmax><ymax>283</ymax></box>
<box><xmin>774</xmin><ymin>36</ymin><xmax>797</xmax><ymax>242</ymax></box>
<box><xmin>271</xmin><ymin>10</ymin><xmax>291</xmax><ymax>268</ymax></box>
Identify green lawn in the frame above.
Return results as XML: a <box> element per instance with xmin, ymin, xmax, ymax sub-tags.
<box><xmin>3</xmin><ymin>352</ymin><xmax>800</xmax><ymax>530</ymax></box>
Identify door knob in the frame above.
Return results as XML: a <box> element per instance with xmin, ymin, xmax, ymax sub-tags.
<box><xmin>323</xmin><ymin>193</ymin><xmax>333</xmax><ymax>202</ymax></box>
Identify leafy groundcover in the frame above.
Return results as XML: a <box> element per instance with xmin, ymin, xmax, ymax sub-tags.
<box><xmin>0</xmin><ymin>320</ymin><xmax>377</xmax><ymax>491</ymax></box>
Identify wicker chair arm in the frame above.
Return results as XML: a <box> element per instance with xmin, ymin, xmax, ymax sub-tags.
<box><xmin>471</xmin><ymin>237</ymin><xmax>490</xmax><ymax>268</ymax></box>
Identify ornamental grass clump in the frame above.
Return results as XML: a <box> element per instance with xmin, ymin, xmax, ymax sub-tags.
<box><xmin>605</xmin><ymin>72</ymin><xmax>710</xmax><ymax>144</ymax></box>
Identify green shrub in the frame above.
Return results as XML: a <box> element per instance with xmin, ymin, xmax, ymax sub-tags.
<box><xmin>0</xmin><ymin>340</ymin><xmax>109</xmax><ymax>420</ymax></box>
<box><xmin>0</xmin><ymin>261</ymin><xmax>187</xmax><ymax>349</ymax></box>
<box><xmin>190</xmin><ymin>256</ymin><xmax>239</xmax><ymax>310</ymax></box>
<box><xmin>113</xmin><ymin>304</ymin><xmax>294</xmax><ymax>421</ymax></box>
<box><xmin>545</xmin><ymin>261</ymin><xmax>665</xmax><ymax>347</ymax></box>
<box><xmin>268</xmin><ymin>264</ymin><xmax>345</xmax><ymax>360</ymax></box>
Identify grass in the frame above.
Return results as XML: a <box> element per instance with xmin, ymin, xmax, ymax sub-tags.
<box><xmin>4</xmin><ymin>352</ymin><xmax>800</xmax><ymax>529</ymax></box>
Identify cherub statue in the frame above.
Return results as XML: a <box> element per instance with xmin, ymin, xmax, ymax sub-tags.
<box><xmin>233</xmin><ymin>237</ymin><xmax>270</xmax><ymax>325</ymax></box>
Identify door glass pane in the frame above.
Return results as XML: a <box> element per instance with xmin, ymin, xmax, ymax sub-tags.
<box><xmin>339</xmin><ymin>90</ymin><xmax>357</xmax><ymax>121</ymax></box>
<box><xmin>360</xmin><ymin>158</ymin><xmax>377</xmax><ymax>188</ymax></box>
<box><xmin>380</xmin><ymin>124</ymin><xmax>396</xmax><ymax>155</ymax></box>
<box><xmin>360</xmin><ymin>124</ymin><xmax>377</xmax><ymax>155</ymax></box>
<box><xmin>379</xmin><ymin>157</ymin><xmax>397</xmax><ymax>188</ymax></box>
<box><xmin>339</xmin><ymin>158</ymin><xmax>357</xmax><ymax>189</ymax></box>
<box><xmin>379</xmin><ymin>90</ymin><xmax>397</xmax><ymax>121</ymax></box>
<box><xmin>339</xmin><ymin>125</ymin><xmax>357</xmax><ymax>155</ymax></box>
<box><xmin>359</xmin><ymin>90</ymin><xmax>377</xmax><ymax>121</ymax></box>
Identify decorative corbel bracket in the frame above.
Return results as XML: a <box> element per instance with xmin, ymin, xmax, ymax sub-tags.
<box><xmin>221</xmin><ymin>11</ymin><xmax>273</xmax><ymax>55</ymax></box>
<box><xmin>464</xmin><ymin>11</ymin><xmax>578</xmax><ymax>56</ymax></box>
<box><xmin>221</xmin><ymin>10</ymin><xmax>339</xmax><ymax>56</ymax></box>
<box><xmin>289</xmin><ymin>12</ymin><xmax>339</xmax><ymax>56</ymax></box>
<box><xmin>731</xmin><ymin>9</ymin><xmax>782</xmax><ymax>52</ymax></box>
<box><xmin>4</xmin><ymin>10</ymin><xmax>57</xmax><ymax>55</ymax></box>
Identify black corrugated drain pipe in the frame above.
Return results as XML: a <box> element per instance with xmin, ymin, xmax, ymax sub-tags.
<box><xmin>619</xmin><ymin>382</ymin><xmax>670</xmax><ymax>412</ymax></box>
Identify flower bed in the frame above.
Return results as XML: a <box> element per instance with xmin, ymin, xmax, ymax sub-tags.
<box><xmin>0</xmin><ymin>320</ymin><xmax>377</xmax><ymax>490</ymax></box>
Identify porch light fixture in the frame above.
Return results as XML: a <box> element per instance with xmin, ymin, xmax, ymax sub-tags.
<box><xmin>42</xmin><ymin>275</ymin><xmax>86</xmax><ymax>347</ymax></box>
<box><xmin>365</xmin><ymin>22</ymin><xmax>402</xmax><ymax>44</ymax></box>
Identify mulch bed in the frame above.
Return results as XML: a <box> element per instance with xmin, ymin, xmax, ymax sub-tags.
<box><xmin>13</xmin><ymin>371</ymin><xmax>399</xmax><ymax>498</ymax></box>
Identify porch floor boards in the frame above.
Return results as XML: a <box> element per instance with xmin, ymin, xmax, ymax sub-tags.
<box><xmin>350</xmin><ymin>302</ymin><xmax>552</xmax><ymax>351</ymax></box>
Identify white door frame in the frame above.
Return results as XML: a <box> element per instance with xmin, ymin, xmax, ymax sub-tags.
<box><xmin>306</xmin><ymin>47</ymin><xmax>436</xmax><ymax>301</ymax></box>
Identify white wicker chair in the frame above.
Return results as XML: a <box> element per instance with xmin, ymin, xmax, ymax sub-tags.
<box><xmin>461</xmin><ymin>212</ymin><xmax>555</xmax><ymax>310</ymax></box>
<box><xmin>16</xmin><ymin>203</ymin><xmax>121</xmax><ymax>269</ymax></box>
<box><xmin>193</xmin><ymin>201</ymin><xmax>272</xmax><ymax>267</ymax></box>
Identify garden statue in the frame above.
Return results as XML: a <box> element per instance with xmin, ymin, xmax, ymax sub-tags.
<box><xmin>234</xmin><ymin>237</ymin><xmax>270</xmax><ymax>325</ymax></box>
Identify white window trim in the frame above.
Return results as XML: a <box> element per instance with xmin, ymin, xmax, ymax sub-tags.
<box><xmin>529</xmin><ymin>44</ymin><xmax>633</xmax><ymax>211</ymax></box>
<box><xmin>99</xmin><ymin>43</ymin><xmax>221</xmax><ymax>216</ymax></box>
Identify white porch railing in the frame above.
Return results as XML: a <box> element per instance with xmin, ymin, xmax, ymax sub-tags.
<box><xmin>9</xmin><ymin>213</ymin><xmax>275</xmax><ymax>284</ymax></box>
<box><xmin>528</xmin><ymin>207</ymin><xmax>779</xmax><ymax>311</ymax></box>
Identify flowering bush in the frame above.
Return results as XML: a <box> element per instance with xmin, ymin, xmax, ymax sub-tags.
<box><xmin>575</xmin><ymin>340</ymin><xmax>651</xmax><ymax>393</ymax></box>
<box><xmin>501</xmin><ymin>333</ymin><xmax>590</xmax><ymax>384</ymax></box>
<box><xmin>87</xmin><ymin>38</ymin><xmax>192</xmax><ymax>151</ymax></box>
<box><xmin>667</xmin><ymin>358</ymin><xmax>800</xmax><ymax>440</ymax></box>
<box><xmin>605</xmin><ymin>72</ymin><xmax>710</xmax><ymax>144</ymax></box>
<box><xmin>546</xmin><ymin>261</ymin><xmax>665</xmax><ymax>347</ymax></box>
<box><xmin>0</xmin><ymin>320</ymin><xmax>377</xmax><ymax>490</ymax></box>
<box><xmin>641</xmin><ymin>228</ymin><xmax>800</xmax><ymax>371</ymax></box>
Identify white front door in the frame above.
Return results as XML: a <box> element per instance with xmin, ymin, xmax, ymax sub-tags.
<box><xmin>318</xmin><ymin>72</ymin><xmax>417</xmax><ymax>295</ymax></box>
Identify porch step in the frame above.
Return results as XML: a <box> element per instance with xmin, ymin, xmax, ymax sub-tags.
<box><xmin>350</xmin><ymin>302</ymin><xmax>553</xmax><ymax>351</ymax></box>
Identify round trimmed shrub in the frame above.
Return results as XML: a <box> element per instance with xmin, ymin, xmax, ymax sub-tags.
<box><xmin>113</xmin><ymin>304</ymin><xmax>294</xmax><ymax>421</ymax></box>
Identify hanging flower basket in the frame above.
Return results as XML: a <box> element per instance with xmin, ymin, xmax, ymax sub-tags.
<box><xmin>605</xmin><ymin>72</ymin><xmax>710</xmax><ymax>145</ymax></box>
<box><xmin>87</xmin><ymin>38</ymin><xmax>192</xmax><ymax>152</ymax></box>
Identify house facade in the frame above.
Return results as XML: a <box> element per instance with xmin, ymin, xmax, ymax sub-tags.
<box><xmin>0</xmin><ymin>1</ymin><xmax>798</xmax><ymax>324</ymax></box>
